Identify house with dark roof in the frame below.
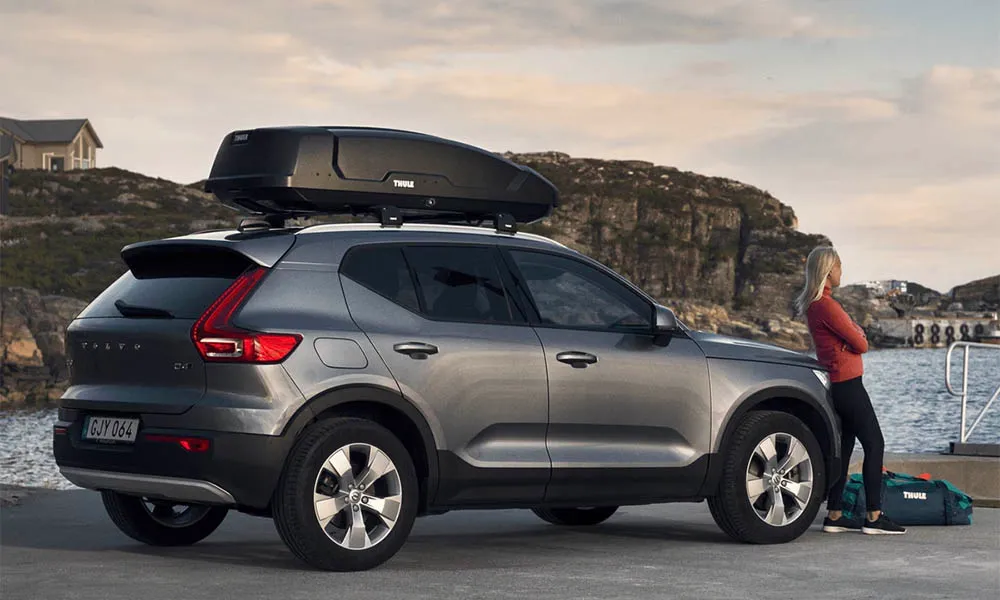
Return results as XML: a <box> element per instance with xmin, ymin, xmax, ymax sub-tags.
<box><xmin>0</xmin><ymin>117</ymin><xmax>103</xmax><ymax>173</ymax></box>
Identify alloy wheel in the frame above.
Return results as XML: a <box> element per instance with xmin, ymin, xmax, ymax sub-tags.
<box><xmin>745</xmin><ymin>432</ymin><xmax>814</xmax><ymax>527</ymax></box>
<box><xmin>313</xmin><ymin>442</ymin><xmax>403</xmax><ymax>550</ymax></box>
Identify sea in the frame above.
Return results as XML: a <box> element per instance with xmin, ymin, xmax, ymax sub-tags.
<box><xmin>1</xmin><ymin>347</ymin><xmax>998</xmax><ymax>490</ymax></box>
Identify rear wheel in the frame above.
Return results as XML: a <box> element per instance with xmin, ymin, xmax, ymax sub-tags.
<box><xmin>272</xmin><ymin>417</ymin><xmax>418</xmax><ymax>572</ymax></box>
<box><xmin>708</xmin><ymin>411</ymin><xmax>825</xmax><ymax>544</ymax></box>
<box><xmin>532</xmin><ymin>506</ymin><xmax>618</xmax><ymax>526</ymax></box>
<box><xmin>101</xmin><ymin>491</ymin><xmax>228</xmax><ymax>546</ymax></box>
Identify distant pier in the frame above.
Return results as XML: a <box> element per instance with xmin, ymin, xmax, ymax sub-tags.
<box><xmin>872</xmin><ymin>313</ymin><xmax>1000</xmax><ymax>348</ymax></box>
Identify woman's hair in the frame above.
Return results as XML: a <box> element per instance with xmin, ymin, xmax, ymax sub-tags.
<box><xmin>794</xmin><ymin>246</ymin><xmax>840</xmax><ymax>316</ymax></box>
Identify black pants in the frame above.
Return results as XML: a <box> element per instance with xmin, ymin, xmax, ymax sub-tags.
<box><xmin>826</xmin><ymin>375</ymin><xmax>885</xmax><ymax>513</ymax></box>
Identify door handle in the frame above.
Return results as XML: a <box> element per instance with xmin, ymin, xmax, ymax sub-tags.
<box><xmin>556</xmin><ymin>351</ymin><xmax>598</xmax><ymax>368</ymax></box>
<box><xmin>393</xmin><ymin>342</ymin><xmax>439</xmax><ymax>359</ymax></box>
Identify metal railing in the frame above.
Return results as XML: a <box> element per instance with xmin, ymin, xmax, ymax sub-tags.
<box><xmin>945</xmin><ymin>341</ymin><xmax>1000</xmax><ymax>443</ymax></box>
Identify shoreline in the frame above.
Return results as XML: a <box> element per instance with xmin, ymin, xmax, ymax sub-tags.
<box><xmin>0</xmin><ymin>483</ymin><xmax>62</xmax><ymax>507</ymax></box>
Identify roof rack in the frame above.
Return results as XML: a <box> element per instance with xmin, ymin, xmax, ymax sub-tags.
<box><xmin>236</xmin><ymin>206</ymin><xmax>520</xmax><ymax>234</ymax></box>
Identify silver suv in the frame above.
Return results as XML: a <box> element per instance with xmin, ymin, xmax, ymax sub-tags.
<box><xmin>54</xmin><ymin>127</ymin><xmax>840</xmax><ymax>572</ymax></box>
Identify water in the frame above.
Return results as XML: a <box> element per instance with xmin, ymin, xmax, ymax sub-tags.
<box><xmin>2</xmin><ymin>348</ymin><xmax>998</xmax><ymax>490</ymax></box>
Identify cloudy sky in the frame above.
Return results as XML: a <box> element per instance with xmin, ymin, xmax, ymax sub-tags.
<box><xmin>2</xmin><ymin>0</ymin><xmax>997</xmax><ymax>292</ymax></box>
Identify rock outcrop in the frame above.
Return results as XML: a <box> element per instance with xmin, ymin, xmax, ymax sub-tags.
<box><xmin>511</xmin><ymin>152</ymin><xmax>827</xmax><ymax>348</ymax></box>
<box><xmin>0</xmin><ymin>287</ymin><xmax>86</xmax><ymax>408</ymax></box>
<box><xmin>948</xmin><ymin>275</ymin><xmax>1000</xmax><ymax>312</ymax></box>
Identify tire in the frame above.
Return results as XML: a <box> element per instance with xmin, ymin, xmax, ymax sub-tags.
<box><xmin>708</xmin><ymin>411</ymin><xmax>826</xmax><ymax>545</ymax></box>
<box><xmin>914</xmin><ymin>333</ymin><xmax>924</xmax><ymax>345</ymax></box>
<box><xmin>101</xmin><ymin>491</ymin><xmax>228</xmax><ymax>546</ymax></box>
<box><xmin>532</xmin><ymin>506</ymin><xmax>618</xmax><ymax>526</ymax></box>
<box><xmin>272</xmin><ymin>417</ymin><xmax>418</xmax><ymax>572</ymax></box>
<box><xmin>914</xmin><ymin>323</ymin><xmax>925</xmax><ymax>335</ymax></box>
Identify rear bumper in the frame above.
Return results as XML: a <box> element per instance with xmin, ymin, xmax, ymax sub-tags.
<box><xmin>59</xmin><ymin>468</ymin><xmax>236</xmax><ymax>505</ymax></box>
<box><xmin>53</xmin><ymin>408</ymin><xmax>294</xmax><ymax>509</ymax></box>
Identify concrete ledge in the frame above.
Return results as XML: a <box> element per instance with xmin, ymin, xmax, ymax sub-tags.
<box><xmin>848</xmin><ymin>452</ymin><xmax>1000</xmax><ymax>508</ymax></box>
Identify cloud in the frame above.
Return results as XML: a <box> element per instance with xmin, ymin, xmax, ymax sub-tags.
<box><xmin>709</xmin><ymin>66</ymin><xmax>1000</xmax><ymax>194</ymax></box>
<box><xmin>0</xmin><ymin>2</ymin><xmax>989</xmax><ymax>290</ymax></box>
<box><xmin>817</xmin><ymin>176</ymin><xmax>1000</xmax><ymax>292</ymax></box>
<box><xmin>2</xmin><ymin>0</ymin><xmax>859</xmax><ymax>68</ymax></box>
<box><xmin>697</xmin><ymin>65</ymin><xmax>1000</xmax><ymax>290</ymax></box>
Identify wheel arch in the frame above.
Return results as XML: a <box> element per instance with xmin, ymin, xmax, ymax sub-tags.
<box><xmin>281</xmin><ymin>384</ymin><xmax>440</xmax><ymax>514</ymax></box>
<box><xmin>705</xmin><ymin>387</ymin><xmax>840</xmax><ymax>495</ymax></box>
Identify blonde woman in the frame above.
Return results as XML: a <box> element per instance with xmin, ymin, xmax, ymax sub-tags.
<box><xmin>795</xmin><ymin>246</ymin><xmax>905</xmax><ymax>535</ymax></box>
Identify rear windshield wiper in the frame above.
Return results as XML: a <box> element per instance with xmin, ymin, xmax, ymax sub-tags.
<box><xmin>114</xmin><ymin>299</ymin><xmax>174</xmax><ymax>319</ymax></box>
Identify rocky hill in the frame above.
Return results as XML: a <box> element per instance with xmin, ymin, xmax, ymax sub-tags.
<box><xmin>835</xmin><ymin>274</ymin><xmax>999</xmax><ymax>329</ymax></box>
<box><xmin>0</xmin><ymin>156</ymin><xmax>892</xmax><ymax>406</ymax></box>
<box><xmin>948</xmin><ymin>275</ymin><xmax>1000</xmax><ymax>312</ymax></box>
<box><xmin>1</xmin><ymin>287</ymin><xmax>87</xmax><ymax>407</ymax></box>
<box><xmin>1</xmin><ymin>167</ymin><xmax>237</xmax><ymax>299</ymax></box>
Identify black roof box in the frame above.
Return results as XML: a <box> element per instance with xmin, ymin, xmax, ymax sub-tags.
<box><xmin>203</xmin><ymin>126</ymin><xmax>558</xmax><ymax>224</ymax></box>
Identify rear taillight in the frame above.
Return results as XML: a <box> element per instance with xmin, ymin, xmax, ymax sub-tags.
<box><xmin>191</xmin><ymin>267</ymin><xmax>302</xmax><ymax>364</ymax></box>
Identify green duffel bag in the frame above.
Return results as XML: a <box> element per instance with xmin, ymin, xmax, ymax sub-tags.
<box><xmin>841</xmin><ymin>470</ymin><xmax>974</xmax><ymax>526</ymax></box>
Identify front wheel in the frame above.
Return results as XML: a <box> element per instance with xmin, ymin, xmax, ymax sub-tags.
<box><xmin>532</xmin><ymin>506</ymin><xmax>618</xmax><ymax>526</ymax></box>
<box><xmin>708</xmin><ymin>411</ymin><xmax>826</xmax><ymax>544</ymax></box>
<box><xmin>101</xmin><ymin>491</ymin><xmax>228</xmax><ymax>546</ymax></box>
<box><xmin>272</xmin><ymin>417</ymin><xmax>419</xmax><ymax>572</ymax></box>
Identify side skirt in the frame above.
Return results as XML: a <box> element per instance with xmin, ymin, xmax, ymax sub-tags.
<box><xmin>429</xmin><ymin>451</ymin><xmax>712</xmax><ymax>511</ymax></box>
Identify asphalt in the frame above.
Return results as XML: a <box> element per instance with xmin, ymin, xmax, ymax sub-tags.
<box><xmin>2</xmin><ymin>489</ymin><xmax>998</xmax><ymax>600</ymax></box>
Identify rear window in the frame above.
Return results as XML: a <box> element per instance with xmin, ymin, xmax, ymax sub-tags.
<box><xmin>340</xmin><ymin>245</ymin><xmax>420</xmax><ymax>313</ymax></box>
<box><xmin>339</xmin><ymin>244</ymin><xmax>516</xmax><ymax>324</ymax></box>
<box><xmin>78</xmin><ymin>246</ymin><xmax>254</xmax><ymax>319</ymax></box>
<box><xmin>403</xmin><ymin>246</ymin><xmax>512</xmax><ymax>323</ymax></box>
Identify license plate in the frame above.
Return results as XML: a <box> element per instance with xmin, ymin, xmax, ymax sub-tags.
<box><xmin>83</xmin><ymin>416</ymin><xmax>140</xmax><ymax>443</ymax></box>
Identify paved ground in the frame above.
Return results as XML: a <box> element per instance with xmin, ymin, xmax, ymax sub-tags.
<box><xmin>2</xmin><ymin>489</ymin><xmax>998</xmax><ymax>600</ymax></box>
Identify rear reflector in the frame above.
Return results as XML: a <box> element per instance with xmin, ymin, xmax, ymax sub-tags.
<box><xmin>54</xmin><ymin>426</ymin><xmax>68</xmax><ymax>436</ymax></box>
<box><xmin>191</xmin><ymin>267</ymin><xmax>301</xmax><ymax>363</ymax></box>
<box><xmin>144</xmin><ymin>434</ymin><xmax>211</xmax><ymax>453</ymax></box>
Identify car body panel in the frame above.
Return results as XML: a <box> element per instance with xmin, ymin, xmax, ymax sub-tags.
<box><xmin>705</xmin><ymin>357</ymin><xmax>838</xmax><ymax>457</ymax></box>
<box><xmin>537</xmin><ymin>329</ymin><xmax>711</xmax><ymax>501</ymax></box>
<box><xmin>689</xmin><ymin>330</ymin><xmax>824</xmax><ymax>370</ymax></box>
<box><xmin>339</xmin><ymin>274</ymin><xmax>550</xmax><ymax>505</ymax></box>
<box><xmin>54</xmin><ymin>222</ymin><xmax>840</xmax><ymax>515</ymax></box>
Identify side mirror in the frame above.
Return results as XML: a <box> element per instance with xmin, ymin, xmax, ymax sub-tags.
<box><xmin>654</xmin><ymin>305</ymin><xmax>679</xmax><ymax>333</ymax></box>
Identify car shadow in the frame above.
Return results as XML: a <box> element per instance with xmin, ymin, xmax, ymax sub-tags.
<box><xmin>4</xmin><ymin>517</ymin><xmax>738</xmax><ymax>573</ymax></box>
<box><xmin>121</xmin><ymin>514</ymin><xmax>741</xmax><ymax>572</ymax></box>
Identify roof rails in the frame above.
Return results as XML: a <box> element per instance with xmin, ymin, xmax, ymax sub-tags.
<box><xmin>236</xmin><ymin>207</ymin><xmax>520</xmax><ymax>234</ymax></box>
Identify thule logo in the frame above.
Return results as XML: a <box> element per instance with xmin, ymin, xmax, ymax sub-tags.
<box><xmin>393</xmin><ymin>179</ymin><xmax>414</xmax><ymax>189</ymax></box>
<box><xmin>903</xmin><ymin>491</ymin><xmax>927</xmax><ymax>500</ymax></box>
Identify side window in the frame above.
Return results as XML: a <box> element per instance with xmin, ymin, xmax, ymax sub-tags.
<box><xmin>403</xmin><ymin>246</ymin><xmax>513</xmax><ymax>324</ymax></box>
<box><xmin>508</xmin><ymin>250</ymin><xmax>651</xmax><ymax>331</ymax></box>
<box><xmin>340</xmin><ymin>245</ymin><xmax>420</xmax><ymax>312</ymax></box>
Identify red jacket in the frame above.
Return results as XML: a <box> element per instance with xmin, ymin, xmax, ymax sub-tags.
<box><xmin>805</xmin><ymin>285</ymin><xmax>868</xmax><ymax>383</ymax></box>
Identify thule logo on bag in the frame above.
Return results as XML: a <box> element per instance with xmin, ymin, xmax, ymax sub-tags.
<box><xmin>903</xmin><ymin>491</ymin><xmax>927</xmax><ymax>500</ymax></box>
<box><xmin>393</xmin><ymin>179</ymin><xmax>414</xmax><ymax>189</ymax></box>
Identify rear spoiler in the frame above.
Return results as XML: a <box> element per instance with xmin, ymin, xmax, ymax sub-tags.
<box><xmin>121</xmin><ymin>232</ymin><xmax>296</xmax><ymax>273</ymax></box>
